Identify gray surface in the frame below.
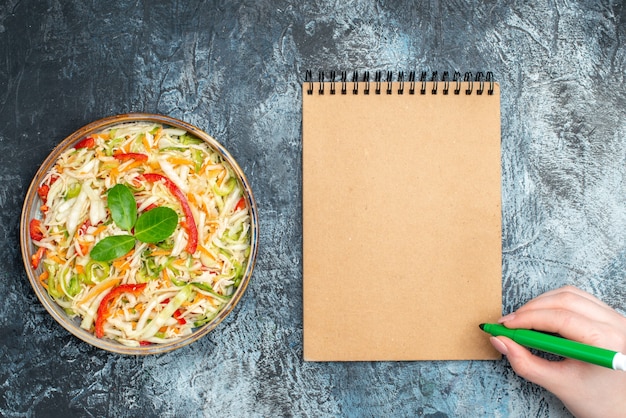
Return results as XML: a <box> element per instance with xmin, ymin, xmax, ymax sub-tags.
<box><xmin>1</xmin><ymin>1</ymin><xmax>625</xmax><ymax>416</ymax></box>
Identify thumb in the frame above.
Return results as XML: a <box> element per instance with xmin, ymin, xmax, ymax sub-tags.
<box><xmin>490</xmin><ymin>336</ymin><xmax>569</xmax><ymax>392</ymax></box>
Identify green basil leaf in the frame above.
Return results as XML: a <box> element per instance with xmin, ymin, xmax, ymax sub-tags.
<box><xmin>90</xmin><ymin>235</ymin><xmax>136</xmax><ymax>262</ymax></box>
<box><xmin>107</xmin><ymin>184</ymin><xmax>137</xmax><ymax>231</ymax></box>
<box><xmin>134</xmin><ymin>207</ymin><xmax>178</xmax><ymax>243</ymax></box>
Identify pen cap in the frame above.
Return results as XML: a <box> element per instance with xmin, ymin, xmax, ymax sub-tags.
<box><xmin>613</xmin><ymin>352</ymin><xmax>626</xmax><ymax>371</ymax></box>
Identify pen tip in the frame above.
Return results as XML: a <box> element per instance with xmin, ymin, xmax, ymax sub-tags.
<box><xmin>479</xmin><ymin>323</ymin><xmax>485</xmax><ymax>330</ymax></box>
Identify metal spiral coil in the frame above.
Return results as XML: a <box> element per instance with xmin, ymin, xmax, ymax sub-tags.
<box><xmin>305</xmin><ymin>70</ymin><xmax>495</xmax><ymax>95</ymax></box>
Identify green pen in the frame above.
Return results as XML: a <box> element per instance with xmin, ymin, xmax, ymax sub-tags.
<box><xmin>480</xmin><ymin>323</ymin><xmax>626</xmax><ymax>371</ymax></box>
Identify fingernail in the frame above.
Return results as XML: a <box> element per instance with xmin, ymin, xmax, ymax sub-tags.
<box><xmin>498</xmin><ymin>313</ymin><xmax>515</xmax><ymax>324</ymax></box>
<box><xmin>490</xmin><ymin>337</ymin><xmax>509</xmax><ymax>355</ymax></box>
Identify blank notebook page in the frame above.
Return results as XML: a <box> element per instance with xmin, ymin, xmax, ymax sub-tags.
<box><xmin>302</xmin><ymin>76</ymin><xmax>502</xmax><ymax>361</ymax></box>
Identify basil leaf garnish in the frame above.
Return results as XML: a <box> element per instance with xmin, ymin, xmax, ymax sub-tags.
<box><xmin>107</xmin><ymin>184</ymin><xmax>137</xmax><ymax>231</ymax></box>
<box><xmin>90</xmin><ymin>235</ymin><xmax>136</xmax><ymax>262</ymax></box>
<box><xmin>90</xmin><ymin>185</ymin><xmax>180</xmax><ymax>262</ymax></box>
<box><xmin>134</xmin><ymin>207</ymin><xmax>178</xmax><ymax>243</ymax></box>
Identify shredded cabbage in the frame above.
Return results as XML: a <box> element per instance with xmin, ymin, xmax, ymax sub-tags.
<box><xmin>31</xmin><ymin>122</ymin><xmax>252</xmax><ymax>346</ymax></box>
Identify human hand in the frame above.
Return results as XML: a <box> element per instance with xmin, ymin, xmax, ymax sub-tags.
<box><xmin>490</xmin><ymin>286</ymin><xmax>626</xmax><ymax>418</ymax></box>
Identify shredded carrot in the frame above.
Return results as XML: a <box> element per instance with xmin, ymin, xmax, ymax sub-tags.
<box><xmin>187</xmin><ymin>192</ymin><xmax>198</xmax><ymax>207</ymax></box>
<box><xmin>149</xmin><ymin>249</ymin><xmax>172</xmax><ymax>257</ymax></box>
<box><xmin>172</xmin><ymin>258</ymin><xmax>187</xmax><ymax>267</ymax></box>
<box><xmin>92</xmin><ymin>133</ymin><xmax>109</xmax><ymax>141</ymax></box>
<box><xmin>142</xmin><ymin>134</ymin><xmax>152</xmax><ymax>152</ymax></box>
<box><xmin>121</xmin><ymin>139</ymin><xmax>133</xmax><ymax>153</ymax></box>
<box><xmin>198</xmin><ymin>245</ymin><xmax>216</xmax><ymax>261</ymax></box>
<box><xmin>78</xmin><ymin>277</ymin><xmax>122</xmax><ymax>306</ymax></box>
<box><xmin>47</xmin><ymin>255</ymin><xmax>64</xmax><ymax>264</ymax></box>
<box><xmin>73</xmin><ymin>233</ymin><xmax>90</xmax><ymax>255</ymax></box>
<box><xmin>192</xmin><ymin>293</ymin><xmax>203</xmax><ymax>304</ymax></box>
<box><xmin>110</xmin><ymin>166</ymin><xmax>119</xmax><ymax>182</ymax></box>
<box><xmin>75</xmin><ymin>264</ymin><xmax>85</xmax><ymax>275</ymax></box>
<box><xmin>113</xmin><ymin>249</ymin><xmax>135</xmax><ymax>271</ymax></box>
<box><xmin>217</xmin><ymin>169</ymin><xmax>227</xmax><ymax>186</ymax></box>
<box><xmin>153</xmin><ymin>127</ymin><xmax>163</xmax><ymax>141</ymax></box>
<box><xmin>39</xmin><ymin>270</ymin><xmax>49</xmax><ymax>287</ymax></box>
<box><xmin>201</xmin><ymin>164</ymin><xmax>220</xmax><ymax>177</ymax></box>
<box><xmin>119</xmin><ymin>160</ymin><xmax>144</xmax><ymax>173</ymax></box>
<box><xmin>182</xmin><ymin>292</ymin><xmax>203</xmax><ymax>307</ymax></box>
<box><xmin>112</xmin><ymin>259</ymin><xmax>125</xmax><ymax>270</ymax></box>
<box><xmin>167</xmin><ymin>156</ymin><xmax>194</xmax><ymax>167</ymax></box>
<box><xmin>93</xmin><ymin>224</ymin><xmax>108</xmax><ymax>236</ymax></box>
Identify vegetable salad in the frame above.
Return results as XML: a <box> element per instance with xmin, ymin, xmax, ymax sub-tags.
<box><xmin>29</xmin><ymin>122</ymin><xmax>252</xmax><ymax>346</ymax></box>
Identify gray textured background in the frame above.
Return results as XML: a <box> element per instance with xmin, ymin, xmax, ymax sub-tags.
<box><xmin>1</xmin><ymin>1</ymin><xmax>626</xmax><ymax>417</ymax></box>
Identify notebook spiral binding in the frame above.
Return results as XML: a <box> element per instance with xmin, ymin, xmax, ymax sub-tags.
<box><xmin>305</xmin><ymin>70</ymin><xmax>495</xmax><ymax>96</ymax></box>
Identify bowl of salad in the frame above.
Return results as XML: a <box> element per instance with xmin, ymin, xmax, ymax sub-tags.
<box><xmin>20</xmin><ymin>113</ymin><xmax>258</xmax><ymax>354</ymax></box>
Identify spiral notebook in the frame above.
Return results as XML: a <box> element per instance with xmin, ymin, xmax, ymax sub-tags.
<box><xmin>302</xmin><ymin>71</ymin><xmax>502</xmax><ymax>361</ymax></box>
